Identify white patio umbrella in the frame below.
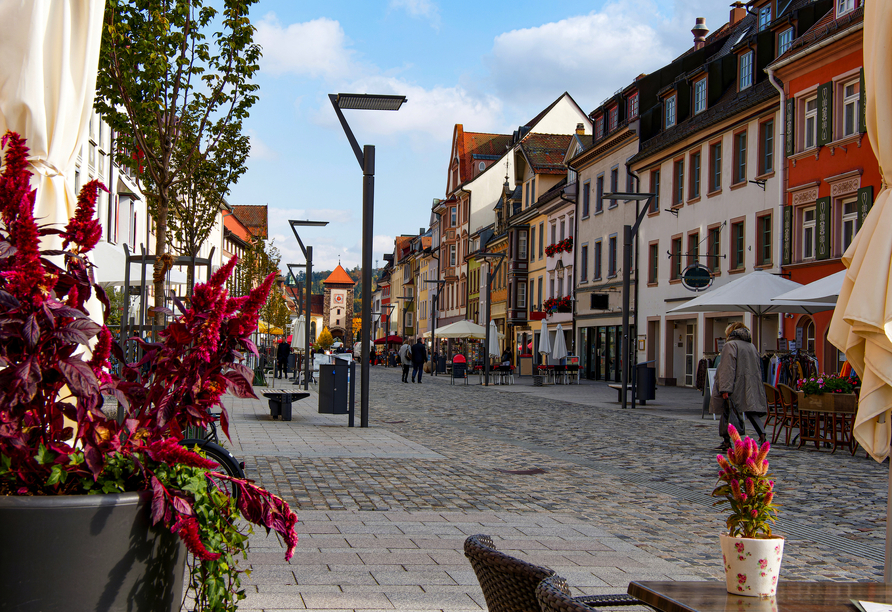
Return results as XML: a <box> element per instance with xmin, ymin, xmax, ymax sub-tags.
<box><xmin>771</xmin><ymin>270</ymin><xmax>846</xmax><ymax>306</ymax></box>
<box><xmin>291</xmin><ymin>316</ymin><xmax>306</xmax><ymax>351</ymax></box>
<box><xmin>551</xmin><ymin>323</ymin><xmax>568</xmax><ymax>361</ymax></box>
<box><xmin>488</xmin><ymin>320</ymin><xmax>500</xmax><ymax>357</ymax></box>
<box><xmin>434</xmin><ymin>320</ymin><xmax>487</xmax><ymax>339</ymax></box>
<box><xmin>828</xmin><ymin>2</ymin><xmax>892</xmax><ymax>582</ymax></box>
<box><xmin>537</xmin><ymin>318</ymin><xmax>552</xmax><ymax>357</ymax></box>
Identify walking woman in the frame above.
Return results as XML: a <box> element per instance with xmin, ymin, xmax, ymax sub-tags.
<box><xmin>709</xmin><ymin>322</ymin><xmax>768</xmax><ymax>450</ymax></box>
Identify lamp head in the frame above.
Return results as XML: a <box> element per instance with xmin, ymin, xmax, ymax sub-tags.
<box><xmin>334</xmin><ymin>93</ymin><xmax>407</xmax><ymax>111</ymax></box>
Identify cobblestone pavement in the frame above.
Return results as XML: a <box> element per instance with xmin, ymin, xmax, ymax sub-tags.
<box><xmin>222</xmin><ymin>367</ymin><xmax>890</xmax><ymax>611</ymax></box>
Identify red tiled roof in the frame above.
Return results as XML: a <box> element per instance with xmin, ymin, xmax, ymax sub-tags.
<box><xmin>231</xmin><ymin>205</ymin><xmax>268</xmax><ymax>239</ymax></box>
<box><xmin>772</xmin><ymin>5</ymin><xmax>861</xmax><ymax>65</ymax></box>
<box><xmin>395</xmin><ymin>236</ymin><xmax>413</xmax><ymax>259</ymax></box>
<box><xmin>323</xmin><ymin>264</ymin><xmax>355</xmax><ymax>285</ymax></box>
<box><xmin>520</xmin><ymin>134</ymin><xmax>573</xmax><ymax>175</ymax></box>
<box><xmin>421</xmin><ymin>236</ymin><xmax>432</xmax><ymax>250</ymax></box>
<box><xmin>461</xmin><ymin>131</ymin><xmax>512</xmax><ymax>181</ymax></box>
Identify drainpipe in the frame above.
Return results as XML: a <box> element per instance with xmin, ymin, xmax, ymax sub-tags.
<box><xmin>766</xmin><ymin>64</ymin><xmax>788</xmax><ymax>354</ymax></box>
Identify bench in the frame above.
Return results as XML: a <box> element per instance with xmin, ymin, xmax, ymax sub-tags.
<box><xmin>262</xmin><ymin>391</ymin><xmax>310</xmax><ymax>421</ymax></box>
<box><xmin>607</xmin><ymin>384</ymin><xmax>647</xmax><ymax>405</ymax></box>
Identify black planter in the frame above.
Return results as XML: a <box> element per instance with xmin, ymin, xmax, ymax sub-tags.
<box><xmin>0</xmin><ymin>491</ymin><xmax>186</xmax><ymax>612</ymax></box>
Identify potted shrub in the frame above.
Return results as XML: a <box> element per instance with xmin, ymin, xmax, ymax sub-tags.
<box><xmin>713</xmin><ymin>425</ymin><xmax>783</xmax><ymax>597</ymax></box>
<box><xmin>797</xmin><ymin>373</ymin><xmax>859</xmax><ymax>413</ymax></box>
<box><xmin>0</xmin><ymin>132</ymin><xmax>297</xmax><ymax>611</ymax></box>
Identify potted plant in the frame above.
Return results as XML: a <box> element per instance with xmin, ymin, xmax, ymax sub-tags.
<box><xmin>713</xmin><ymin>425</ymin><xmax>783</xmax><ymax>597</ymax></box>
<box><xmin>797</xmin><ymin>373</ymin><xmax>859</xmax><ymax>413</ymax></box>
<box><xmin>0</xmin><ymin>132</ymin><xmax>297</xmax><ymax>611</ymax></box>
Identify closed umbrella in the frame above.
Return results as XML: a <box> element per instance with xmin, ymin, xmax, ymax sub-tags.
<box><xmin>291</xmin><ymin>316</ymin><xmax>305</xmax><ymax>351</ymax></box>
<box><xmin>551</xmin><ymin>323</ymin><xmax>568</xmax><ymax>361</ymax></box>
<box><xmin>488</xmin><ymin>320</ymin><xmax>500</xmax><ymax>357</ymax></box>
<box><xmin>537</xmin><ymin>318</ymin><xmax>552</xmax><ymax>357</ymax></box>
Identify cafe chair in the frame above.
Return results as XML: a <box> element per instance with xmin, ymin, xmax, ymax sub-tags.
<box><xmin>776</xmin><ymin>383</ymin><xmax>802</xmax><ymax>446</ymax></box>
<box><xmin>536</xmin><ymin>575</ymin><xmax>653</xmax><ymax>612</ymax></box>
<box><xmin>463</xmin><ymin>535</ymin><xmax>644</xmax><ymax>612</ymax></box>
<box><xmin>763</xmin><ymin>383</ymin><xmax>782</xmax><ymax>442</ymax></box>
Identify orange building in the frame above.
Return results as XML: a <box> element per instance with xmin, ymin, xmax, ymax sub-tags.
<box><xmin>769</xmin><ymin>2</ymin><xmax>876</xmax><ymax>372</ymax></box>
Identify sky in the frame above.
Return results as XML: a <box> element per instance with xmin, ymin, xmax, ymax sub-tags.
<box><xmin>228</xmin><ymin>0</ymin><xmax>733</xmax><ymax>273</ymax></box>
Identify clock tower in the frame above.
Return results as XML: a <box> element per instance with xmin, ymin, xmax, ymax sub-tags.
<box><xmin>322</xmin><ymin>264</ymin><xmax>356</xmax><ymax>343</ymax></box>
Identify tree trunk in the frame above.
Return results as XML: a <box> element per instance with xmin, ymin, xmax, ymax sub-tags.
<box><xmin>153</xmin><ymin>185</ymin><xmax>169</xmax><ymax>333</ymax></box>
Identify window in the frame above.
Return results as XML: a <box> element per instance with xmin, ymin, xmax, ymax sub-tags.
<box><xmin>648</xmin><ymin>243</ymin><xmax>659</xmax><ymax>284</ymax></box>
<box><xmin>842</xmin><ymin>198</ymin><xmax>858</xmax><ymax>251</ymax></box>
<box><xmin>582</xmin><ymin>180</ymin><xmax>591</xmax><ymax>217</ymax></box>
<box><xmin>531</xmin><ymin>178</ymin><xmax>536</xmax><ymax>203</ymax></box>
<box><xmin>608</xmin><ymin>235</ymin><xmax>617</xmax><ymax>277</ymax></box>
<box><xmin>650</xmin><ymin>169</ymin><xmax>660</xmax><ymax>213</ymax></box>
<box><xmin>596</xmin><ymin>175</ymin><xmax>604</xmax><ymax>213</ymax></box>
<box><xmin>539</xmin><ymin>222</ymin><xmax>544</xmax><ymax>257</ymax></box>
<box><xmin>734</xmin><ymin>131</ymin><xmax>747</xmax><ymax>184</ymax></box>
<box><xmin>581</xmin><ymin>244</ymin><xmax>589</xmax><ymax>281</ymax></box>
<box><xmin>519</xmin><ymin>231</ymin><xmax>528</xmax><ymax>260</ymax></box>
<box><xmin>671</xmin><ymin>237</ymin><xmax>682</xmax><ymax>280</ymax></box>
<box><xmin>628</xmin><ymin>92</ymin><xmax>639</xmax><ymax>119</ymax></box>
<box><xmin>609</xmin><ymin>168</ymin><xmax>618</xmax><ymax>207</ymax></box>
<box><xmin>450</xmin><ymin>244</ymin><xmax>456</xmax><ymax>266</ymax></box>
<box><xmin>450</xmin><ymin>207</ymin><xmax>457</xmax><ymax>227</ymax></box>
<box><xmin>560</xmin><ymin>220</ymin><xmax>565</xmax><ymax>241</ymax></box>
<box><xmin>760</xmin><ymin>119</ymin><xmax>774</xmax><ymax>175</ymax></box>
<box><xmin>804</xmin><ymin>96</ymin><xmax>818</xmax><ymax>149</ymax></box>
<box><xmin>596</xmin><ymin>116</ymin><xmax>604</xmax><ymax>139</ymax></box>
<box><xmin>732</xmin><ymin>222</ymin><xmax>745</xmax><ymax>269</ymax></box>
<box><xmin>665</xmin><ymin>94</ymin><xmax>676</xmax><ymax>128</ymax></box>
<box><xmin>739</xmin><ymin>51</ymin><xmax>754</xmax><ymax>90</ymax></box>
<box><xmin>537</xmin><ymin>277</ymin><xmax>543</xmax><ymax>308</ymax></box>
<box><xmin>517</xmin><ymin>283</ymin><xmax>526</xmax><ymax>309</ymax></box>
<box><xmin>608</xmin><ymin>106</ymin><xmax>618</xmax><ymax>131</ymax></box>
<box><xmin>551</xmin><ymin>223</ymin><xmax>556</xmax><ymax>244</ymax></box>
<box><xmin>759</xmin><ymin>5</ymin><xmax>772</xmax><ymax>30</ymax></box>
<box><xmin>837</xmin><ymin>0</ymin><xmax>854</xmax><ymax>16</ymax></box>
<box><xmin>802</xmin><ymin>206</ymin><xmax>816</xmax><ymax>260</ymax></box>
<box><xmin>688</xmin><ymin>232</ymin><xmax>699</xmax><ymax>266</ymax></box>
<box><xmin>778</xmin><ymin>27</ymin><xmax>793</xmax><ymax>56</ymax></box>
<box><xmin>406</xmin><ymin>312</ymin><xmax>414</xmax><ymax>327</ymax></box>
<box><xmin>757</xmin><ymin>214</ymin><xmax>772</xmax><ymax>266</ymax></box>
<box><xmin>710</xmin><ymin>141</ymin><xmax>722</xmax><ymax>192</ymax></box>
<box><xmin>673</xmin><ymin>159</ymin><xmax>684</xmax><ymax>205</ymax></box>
<box><xmin>842</xmin><ymin>80</ymin><xmax>860</xmax><ymax>137</ymax></box>
<box><xmin>694</xmin><ymin>78</ymin><xmax>707</xmax><ymax>114</ymax></box>
<box><xmin>690</xmin><ymin>151</ymin><xmax>701</xmax><ymax>199</ymax></box>
<box><xmin>530</xmin><ymin>226</ymin><xmax>536</xmax><ymax>261</ymax></box>
<box><xmin>594</xmin><ymin>240</ymin><xmax>602</xmax><ymax>280</ymax></box>
<box><xmin>549</xmin><ymin>277</ymin><xmax>555</xmax><ymax>299</ymax></box>
<box><xmin>709</xmin><ymin>227</ymin><xmax>721</xmax><ymax>273</ymax></box>
<box><xmin>525</xmin><ymin>182</ymin><xmax>530</xmax><ymax>208</ymax></box>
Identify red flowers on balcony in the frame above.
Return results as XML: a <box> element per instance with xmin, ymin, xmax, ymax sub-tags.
<box><xmin>543</xmin><ymin>296</ymin><xmax>572</xmax><ymax>314</ymax></box>
<box><xmin>544</xmin><ymin>236</ymin><xmax>573</xmax><ymax>257</ymax></box>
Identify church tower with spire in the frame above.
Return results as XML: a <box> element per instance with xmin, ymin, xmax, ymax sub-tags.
<box><xmin>322</xmin><ymin>264</ymin><xmax>356</xmax><ymax>343</ymax></box>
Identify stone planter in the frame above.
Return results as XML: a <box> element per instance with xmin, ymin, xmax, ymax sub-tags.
<box><xmin>0</xmin><ymin>491</ymin><xmax>185</xmax><ymax>612</ymax></box>
<box><xmin>719</xmin><ymin>534</ymin><xmax>784</xmax><ymax>597</ymax></box>
<box><xmin>797</xmin><ymin>391</ymin><xmax>857</xmax><ymax>413</ymax></box>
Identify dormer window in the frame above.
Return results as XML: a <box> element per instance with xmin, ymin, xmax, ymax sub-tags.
<box><xmin>739</xmin><ymin>51</ymin><xmax>754</xmax><ymax>90</ymax></box>
<box><xmin>608</xmin><ymin>106</ymin><xmax>618</xmax><ymax>131</ymax></box>
<box><xmin>664</xmin><ymin>94</ymin><xmax>676</xmax><ymax>128</ymax></box>
<box><xmin>837</xmin><ymin>0</ymin><xmax>855</xmax><ymax>17</ymax></box>
<box><xmin>777</xmin><ymin>27</ymin><xmax>793</xmax><ymax>56</ymax></box>
<box><xmin>627</xmin><ymin>92</ymin><xmax>639</xmax><ymax>119</ymax></box>
<box><xmin>694</xmin><ymin>78</ymin><xmax>707</xmax><ymax>114</ymax></box>
<box><xmin>595</xmin><ymin>116</ymin><xmax>604</xmax><ymax>139</ymax></box>
<box><xmin>758</xmin><ymin>5</ymin><xmax>772</xmax><ymax>30</ymax></box>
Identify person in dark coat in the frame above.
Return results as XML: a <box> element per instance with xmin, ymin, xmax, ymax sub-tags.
<box><xmin>276</xmin><ymin>340</ymin><xmax>290</xmax><ymax>379</ymax></box>
<box><xmin>411</xmin><ymin>338</ymin><xmax>427</xmax><ymax>383</ymax></box>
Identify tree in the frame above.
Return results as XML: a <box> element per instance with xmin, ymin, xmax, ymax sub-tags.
<box><xmin>96</xmin><ymin>0</ymin><xmax>261</xmax><ymax>323</ymax></box>
<box><xmin>352</xmin><ymin>317</ymin><xmax>361</xmax><ymax>337</ymax></box>
<box><xmin>316</xmin><ymin>327</ymin><xmax>334</xmax><ymax>351</ymax></box>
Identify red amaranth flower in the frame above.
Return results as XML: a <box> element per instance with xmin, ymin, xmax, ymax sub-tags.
<box><xmin>172</xmin><ymin>516</ymin><xmax>221</xmax><ymax>561</ymax></box>
<box><xmin>0</xmin><ymin>132</ymin><xmax>33</xmax><ymax>222</ymax></box>
<box><xmin>61</xmin><ymin>180</ymin><xmax>105</xmax><ymax>254</ymax></box>
<box><xmin>8</xmin><ymin>196</ymin><xmax>52</xmax><ymax>302</ymax></box>
<box><xmin>145</xmin><ymin>438</ymin><xmax>218</xmax><ymax>470</ymax></box>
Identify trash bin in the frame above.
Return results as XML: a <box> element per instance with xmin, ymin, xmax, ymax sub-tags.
<box><xmin>436</xmin><ymin>356</ymin><xmax>447</xmax><ymax>373</ymax></box>
<box><xmin>287</xmin><ymin>353</ymin><xmax>297</xmax><ymax>378</ymax></box>
<box><xmin>318</xmin><ymin>360</ymin><xmax>355</xmax><ymax>415</ymax></box>
<box><xmin>636</xmin><ymin>361</ymin><xmax>656</xmax><ymax>404</ymax></box>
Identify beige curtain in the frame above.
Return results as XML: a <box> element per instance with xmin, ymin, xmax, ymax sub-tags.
<box><xmin>0</xmin><ymin>0</ymin><xmax>106</xmax><ymax>231</ymax></box>
<box><xmin>828</xmin><ymin>1</ymin><xmax>892</xmax><ymax>462</ymax></box>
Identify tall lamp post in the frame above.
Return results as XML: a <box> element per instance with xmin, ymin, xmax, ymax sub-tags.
<box><xmin>330</xmin><ymin>93</ymin><xmax>407</xmax><ymax>428</ymax></box>
<box><xmin>478</xmin><ymin>252</ymin><xmax>506</xmax><ymax>386</ymax></box>
<box><xmin>288</xmin><ymin>220</ymin><xmax>329</xmax><ymax>391</ymax></box>
<box><xmin>423</xmin><ymin>279</ymin><xmax>445</xmax><ymax>376</ymax></box>
<box><xmin>603</xmin><ymin>192</ymin><xmax>655</xmax><ymax>410</ymax></box>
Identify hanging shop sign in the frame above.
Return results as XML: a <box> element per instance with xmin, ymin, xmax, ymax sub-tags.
<box><xmin>681</xmin><ymin>263</ymin><xmax>714</xmax><ymax>292</ymax></box>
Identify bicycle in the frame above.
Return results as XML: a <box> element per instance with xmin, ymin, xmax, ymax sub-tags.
<box><xmin>179</xmin><ymin>410</ymin><xmax>246</xmax><ymax>497</ymax></box>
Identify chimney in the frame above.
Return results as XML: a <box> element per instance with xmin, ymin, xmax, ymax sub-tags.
<box><xmin>420</xmin><ymin>228</ymin><xmax>425</xmax><ymax>236</ymax></box>
<box><xmin>575</xmin><ymin>122</ymin><xmax>585</xmax><ymax>135</ymax></box>
<box><xmin>692</xmin><ymin>17</ymin><xmax>709</xmax><ymax>49</ymax></box>
<box><xmin>730</xmin><ymin>1</ymin><xmax>746</xmax><ymax>26</ymax></box>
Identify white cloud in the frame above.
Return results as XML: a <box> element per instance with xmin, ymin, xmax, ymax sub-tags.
<box><xmin>389</xmin><ymin>0</ymin><xmax>440</xmax><ymax>28</ymax></box>
<box><xmin>255</xmin><ymin>13</ymin><xmax>359</xmax><ymax>80</ymax></box>
<box><xmin>247</xmin><ymin>130</ymin><xmax>279</xmax><ymax>161</ymax></box>
<box><xmin>485</xmin><ymin>0</ymin><xmax>705</xmax><ymax>110</ymax></box>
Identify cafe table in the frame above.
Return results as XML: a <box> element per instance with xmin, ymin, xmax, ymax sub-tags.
<box><xmin>628</xmin><ymin>580</ymin><xmax>892</xmax><ymax>611</ymax></box>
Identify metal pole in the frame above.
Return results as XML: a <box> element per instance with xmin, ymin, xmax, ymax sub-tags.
<box><xmin>886</xmin><ymin>461</ymin><xmax>892</xmax><ymax>583</ymax></box>
<box><xmin>484</xmin><ymin>267</ymin><xmax>492</xmax><ymax>385</ymax></box>
<box><xmin>431</xmin><ymin>294</ymin><xmax>437</xmax><ymax>376</ymax></box>
<box><xmin>305</xmin><ymin>246</ymin><xmax>312</xmax><ymax>391</ymax></box>
<box><xmin>621</xmin><ymin>224</ymin><xmax>633</xmax><ymax>410</ymax></box>
<box><xmin>360</xmin><ymin>144</ymin><xmax>375</xmax><ymax>428</ymax></box>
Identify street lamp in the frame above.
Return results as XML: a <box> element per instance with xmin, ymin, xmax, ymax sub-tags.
<box><xmin>423</xmin><ymin>279</ymin><xmax>445</xmax><ymax>376</ymax></box>
<box><xmin>288</xmin><ymin>220</ymin><xmax>329</xmax><ymax>391</ymax></box>
<box><xmin>603</xmin><ymin>192</ymin><xmax>655</xmax><ymax>410</ymax></box>
<box><xmin>330</xmin><ymin>92</ymin><xmax>406</xmax><ymax>429</ymax></box>
<box><xmin>478</xmin><ymin>252</ymin><xmax>506</xmax><ymax>386</ymax></box>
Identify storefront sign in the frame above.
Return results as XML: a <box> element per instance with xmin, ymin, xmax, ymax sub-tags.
<box><xmin>681</xmin><ymin>263</ymin><xmax>714</xmax><ymax>292</ymax></box>
<box><xmin>816</xmin><ymin>196</ymin><xmax>831</xmax><ymax>260</ymax></box>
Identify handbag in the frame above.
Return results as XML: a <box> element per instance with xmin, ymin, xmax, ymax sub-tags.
<box><xmin>724</xmin><ymin>397</ymin><xmax>746</xmax><ymax>436</ymax></box>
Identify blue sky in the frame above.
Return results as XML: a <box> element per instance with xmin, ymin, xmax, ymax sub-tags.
<box><xmin>228</xmin><ymin>0</ymin><xmax>731</xmax><ymax>271</ymax></box>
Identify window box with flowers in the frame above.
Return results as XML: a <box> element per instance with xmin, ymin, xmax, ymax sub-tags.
<box><xmin>796</xmin><ymin>373</ymin><xmax>860</xmax><ymax>413</ymax></box>
<box><xmin>543</xmin><ymin>296</ymin><xmax>572</xmax><ymax>314</ymax></box>
<box><xmin>544</xmin><ymin>237</ymin><xmax>574</xmax><ymax>257</ymax></box>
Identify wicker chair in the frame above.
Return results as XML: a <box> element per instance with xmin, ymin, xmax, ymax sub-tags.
<box><xmin>464</xmin><ymin>535</ymin><xmax>644</xmax><ymax>612</ymax></box>
<box><xmin>777</xmin><ymin>383</ymin><xmax>802</xmax><ymax>446</ymax></box>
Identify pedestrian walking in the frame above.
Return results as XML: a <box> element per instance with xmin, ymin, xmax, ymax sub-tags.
<box><xmin>411</xmin><ymin>338</ymin><xmax>427</xmax><ymax>383</ymax></box>
<box><xmin>709</xmin><ymin>322</ymin><xmax>768</xmax><ymax>450</ymax></box>
<box><xmin>398</xmin><ymin>340</ymin><xmax>412</xmax><ymax>383</ymax></box>
<box><xmin>276</xmin><ymin>339</ymin><xmax>290</xmax><ymax>379</ymax></box>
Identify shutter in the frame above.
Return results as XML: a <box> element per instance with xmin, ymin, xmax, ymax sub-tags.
<box><xmin>815</xmin><ymin>196</ymin><xmax>832</xmax><ymax>260</ymax></box>
<box><xmin>817</xmin><ymin>81</ymin><xmax>833</xmax><ymax>147</ymax></box>
<box><xmin>782</xmin><ymin>205</ymin><xmax>793</xmax><ymax>265</ymax></box>
<box><xmin>857</xmin><ymin>185</ymin><xmax>874</xmax><ymax>228</ymax></box>
<box><xmin>860</xmin><ymin>67</ymin><xmax>867</xmax><ymax>134</ymax></box>
<box><xmin>785</xmin><ymin>97</ymin><xmax>795</xmax><ymax>157</ymax></box>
